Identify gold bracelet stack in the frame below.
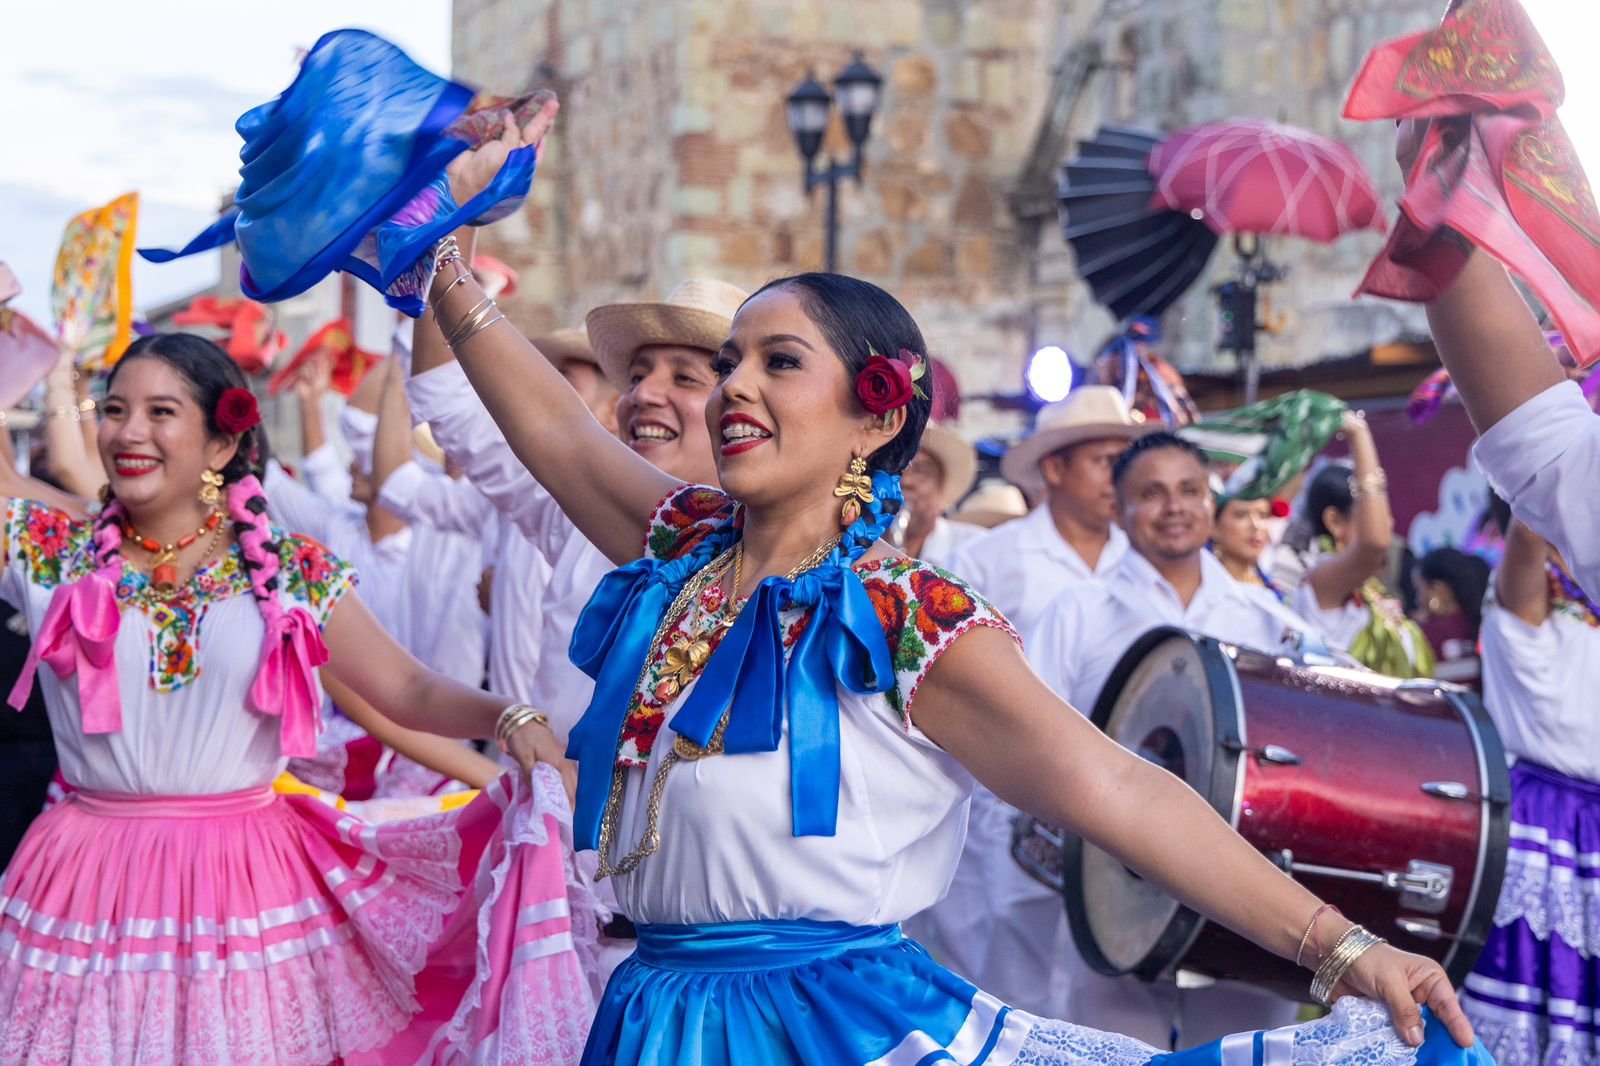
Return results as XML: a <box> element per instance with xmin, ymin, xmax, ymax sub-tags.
<box><xmin>495</xmin><ymin>703</ymin><xmax>550</xmax><ymax>754</ymax></box>
<box><xmin>1310</xmin><ymin>924</ymin><xmax>1385</xmax><ymax>1005</ymax></box>
<box><xmin>443</xmin><ymin>294</ymin><xmax>505</xmax><ymax>349</ymax></box>
<box><xmin>1349</xmin><ymin>469</ymin><xmax>1388</xmax><ymax>499</ymax></box>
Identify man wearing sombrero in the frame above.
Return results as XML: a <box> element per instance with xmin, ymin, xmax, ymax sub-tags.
<box><xmin>407</xmin><ymin>277</ymin><xmax>746</xmax><ymax>744</ymax></box>
<box><xmin>933</xmin><ymin>385</ymin><xmax>1155</xmax><ymax>1008</ymax></box>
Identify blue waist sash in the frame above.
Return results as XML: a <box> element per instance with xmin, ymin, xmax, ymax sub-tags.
<box><xmin>582</xmin><ymin>918</ymin><xmax>1027</xmax><ymax>1065</ymax></box>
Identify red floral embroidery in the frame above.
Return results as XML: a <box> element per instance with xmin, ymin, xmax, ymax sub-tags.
<box><xmin>27</xmin><ymin>509</ymin><xmax>72</xmax><ymax>558</ymax></box>
<box><xmin>909</xmin><ymin>570</ymin><xmax>978</xmax><ymax>643</ymax></box>
<box><xmin>865</xmin><ymin>578</ymin><xmax>909</xmax><ymax>643</ymax></box>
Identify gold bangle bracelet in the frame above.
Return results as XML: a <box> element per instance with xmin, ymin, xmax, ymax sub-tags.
<box><xmin>455</xmin><ymin>313</ymin><xmax>505</xmax><ymax>349</ymax></box>
<box><xmin>446</xmin><ymin>299</ymin><xmax>499</xmax><ymax>349</ymax></box>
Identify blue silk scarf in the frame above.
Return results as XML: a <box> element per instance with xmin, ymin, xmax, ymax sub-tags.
<box><xmin>138</xmin><ymin>29</ymin><xmax>540</xmax><ymax>316</ymax></box>
<box><xmin>566</xmin><ymin>473</ymin><xmax>903</xmax><ymax>852</ymax></box>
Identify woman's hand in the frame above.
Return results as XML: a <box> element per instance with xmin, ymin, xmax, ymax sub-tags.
<box><xmin>1339</xmin><ymin>408</ymin><xmax>1371</xmax><ymax>442</ymax></box>
<box><xmin>504</xmin><ymin>720</ymin><xmax>577</xmax><ymax>807</ymax></box>
<box><xmin>293</xmin><ymin>352</ymin><xmax>333</xmax><ymax>405</ymax></box>
<box><xmin>447</xmin><ymin>96</ymin><xmax>560</xmax><ymax>208</ymax></box>
<box><xmin>1335</xmin><ymin>942</ymin><xmax>1475</xmax><ymax>1049</ymax></box>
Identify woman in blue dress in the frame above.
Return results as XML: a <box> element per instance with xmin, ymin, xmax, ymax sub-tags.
<box><xmin>401</xmin><ymin>101</ymin><xmax>1483</xmax><ymax>1066</ymax></box>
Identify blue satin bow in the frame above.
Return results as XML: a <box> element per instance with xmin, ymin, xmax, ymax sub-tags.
<box><xmin>566</xmin><ymin>472</ymin><xmax>902</xmax><ymax>853</ymax></box>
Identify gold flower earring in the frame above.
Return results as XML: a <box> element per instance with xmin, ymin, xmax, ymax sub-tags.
<box><xmin>834</xmin><ymin>457</ymin><xmax>875</xmax><ymax>528</ymax></box>
<box><xmin>199</xmin><ymin>469</ymin><xmax>224</xmax><ymax>507</ymax></box>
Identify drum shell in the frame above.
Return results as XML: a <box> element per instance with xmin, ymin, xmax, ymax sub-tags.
<box><xmin>1065</xmin><ymin>628</ymin><xmax>1509</xmax><ymax>1002</ymax></box>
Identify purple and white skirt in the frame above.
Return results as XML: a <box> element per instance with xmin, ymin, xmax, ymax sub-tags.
<box><xmin>1461</xmin><ymin>759</ymin><xmax>1599</xmax><ymax>1065</ymax></box>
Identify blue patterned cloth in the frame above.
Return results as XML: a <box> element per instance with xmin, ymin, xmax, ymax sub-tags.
<box><xmin>138</xmin><ymin>29</ymin><xmax>539</xmax><ymax>316</ymax></box>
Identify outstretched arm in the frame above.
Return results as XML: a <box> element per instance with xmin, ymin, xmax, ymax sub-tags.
<box><xmin>321</xmin><ymin>589</ymin><xmax>573</xmax><ymax>798</ymax></box>
<box><xmin>322</xmin><ymin>669</ymin><xmax>502</xmax><ymax>789</ymax></box>
<box><xmin>912</xmin><ymin>626</ymin><xmax>1475</xmax><ymax>1049</ymax></box>
<box><xmin>419</xmin><ymin>107</ymin><xmax>680</xmax><ymax>564</ymax></box>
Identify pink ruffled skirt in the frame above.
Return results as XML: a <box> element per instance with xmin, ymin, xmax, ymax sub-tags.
<box><xmin>0</xmin><ymin>770</ymin><xmax>597</xmax><ymax>1066</ymax></box>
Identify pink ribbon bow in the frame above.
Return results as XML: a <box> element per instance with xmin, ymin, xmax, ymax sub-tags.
<box><xmin>248</xmin><ymin>606</ymin><xmax>329</xmax><ymax>758</ymax></box>
<box><xmin>9</xmin><ymin>572</ymin><xmax>124</xmax><ymax>732</ymax></box>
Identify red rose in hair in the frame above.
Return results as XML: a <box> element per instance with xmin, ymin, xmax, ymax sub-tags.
<box><xmin>855</xmin><ymin>355</ymin><xmax>915</xmax><ymax>415</ymax></box>
<box><xmin>215</xmin><ymin>388</ymin><xmax>260</xmax><ymax>434</ymax></box>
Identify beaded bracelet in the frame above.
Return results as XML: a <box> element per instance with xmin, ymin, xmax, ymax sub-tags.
<box><xmin>1294</xmin><ymin>903</ymin><xmax>1339</xmax><ymax>968</ymax></box>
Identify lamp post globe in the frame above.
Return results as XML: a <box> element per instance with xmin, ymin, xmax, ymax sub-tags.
<box><xmin>833</xmin><ymin>52</ymin><xmax>883</xmax><ymax>149</ymax></box>
<box><xmin>785</xmin><ymin>73</ymin><xmax>831</xmax><ymax>164</ymax></box>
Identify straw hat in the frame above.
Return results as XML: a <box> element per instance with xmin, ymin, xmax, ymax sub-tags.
<box><xmin>1000</xmin><ymin>385</ymin><xmax>1156</xmax><ymax>494</ymax></box>
<box><xmin>532</xmin><ymin>327</ymin><xmax>599</xmax><ymax>368</ymax></box>
<box><xmin>954</xmin><ymin>480</ymin><xmax>1029</xmax><ymax>528</ymax></box>
<box><xmin>918</xmin><ymin>423</ymin><xmax>979</xmax><ymax>512</ymax></box>
<box><xmin>586</xmin><ymin>278</ymin><xmax>749</xmax><ymax>390</ymax></box>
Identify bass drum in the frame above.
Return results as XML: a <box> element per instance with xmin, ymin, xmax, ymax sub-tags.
<box><xmin>1061</xmin><ymin>626</ymin><xmax>1510</xmax><ymax>1002</ymax></box>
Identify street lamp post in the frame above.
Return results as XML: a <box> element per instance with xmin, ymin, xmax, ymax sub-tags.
<box><xmin>785</xmin><ymin>53</ymin><xmax>883</xmax><ymax>273</ymax></box>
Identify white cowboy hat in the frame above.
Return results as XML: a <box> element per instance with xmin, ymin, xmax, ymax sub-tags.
<box><xmin>917</xmin><ymin>422</ymin><xmax>979</xmax><ymax>512</ymax></box>
<box><xmin>953</xmin><ymin>480</ymin><xmax>1029</xmax><ymax>528</ymax></box>
<box><xmin>531</xmin><ymin>326</ymin><xmax>600</xmax><ymax>369</ymax></box>
<box><xmin>586</xmin><ymin>278</ymin><xmax>749</xmax><ymax>390</ymax></box>
<box><xmin>1000</xmin><ymin>385</ymin><xmax>1156</xmax><ymax>494</ymax></box>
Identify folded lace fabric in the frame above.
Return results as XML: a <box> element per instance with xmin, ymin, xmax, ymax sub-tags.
<box><xmin>139</xmin><ymin>29</ymin><xmax>551</xmax><ymax>317</ymax></box>
<box><xmin>1343</xmin><ymin>0</ymin><xmax>1600</xmax><ymax>364</ymax></box>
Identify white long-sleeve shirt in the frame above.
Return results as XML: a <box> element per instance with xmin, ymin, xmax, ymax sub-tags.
<box><xmin>946</xmin><ymin>505</ymin><xmax>1129</xmax><ymax>643</ymax></box>
<box><xmin>1473</xmin><ymin>380</ymin><xmax>1600</xmax><ymax>595</ymax></box>
<box><xmin>406</xmin><ymin>362</ymin><xmax>614</xmax><ymax>742</ymax></box>
<box><xmin>376</xmin><ymin>461</ymin><xmax>491</xmax><ymax>688</ymax></box>
<box><xmin>264</xmin><ymin>454</ymin><xmax>411</xmax><ymax>637</ymax></box>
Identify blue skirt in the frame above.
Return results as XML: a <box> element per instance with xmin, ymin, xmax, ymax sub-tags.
<box><xmin>581</xmin><ymin>919</ymin><xmax>1494</xmax><ymax>1066</ymax></box>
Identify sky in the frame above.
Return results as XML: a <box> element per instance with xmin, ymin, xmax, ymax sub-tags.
<box><xmin>0</xmin><ymin>1</ymin><xmax>452</xmax><ymax>322</ymax></box>
<box><xmin>0</xmin><ymin>1</ymin><xmax>1596</xmax><ymax>326</ymax></box>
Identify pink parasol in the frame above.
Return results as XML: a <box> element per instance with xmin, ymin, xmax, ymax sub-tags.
<box><xmin>1148</xmin><ymin>119</ymin><xmax>1386</xmax><ymax>242</ymax></box>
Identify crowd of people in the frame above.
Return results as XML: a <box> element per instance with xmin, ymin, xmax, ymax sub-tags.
<box><xmin>0</xmin><ymin>12</ymin><xmax>1596</xmax><ymax>1066</ymax></box>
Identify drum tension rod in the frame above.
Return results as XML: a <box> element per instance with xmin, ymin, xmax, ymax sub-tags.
<box><xmin>1219</xmin><ymin>740</ymin><xmax>1302</xmax><ymax>766</ymax></box>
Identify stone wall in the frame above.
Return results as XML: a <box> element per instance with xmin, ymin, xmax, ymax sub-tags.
<box><xmin>450</xmin><ymin>0</ymin><xmax>1444</xmax><ymax>431</ymax></box>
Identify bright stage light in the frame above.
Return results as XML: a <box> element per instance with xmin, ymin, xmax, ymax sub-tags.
<box><xmin>1026</xmin><ymin>345</ymin><xmax>1077</xmax><ymax>404</ymax></box>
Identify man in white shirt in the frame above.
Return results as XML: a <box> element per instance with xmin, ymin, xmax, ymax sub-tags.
<box><xmin>918</xmin><ymin>387</ymin><xmax>1154</xmax><ymax>1000</ymax></box>
<box><xmin>1027</xmin><ymin>431</ymin><xmax>1313</xmax><ymax>1048</ymax></box>
<box><xmin>407</xmin><ymin>280</ymin><xmax>747</xmax><ymax>742</ymax></box>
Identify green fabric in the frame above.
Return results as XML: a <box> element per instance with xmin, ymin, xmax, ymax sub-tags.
<box><xmin>1185</xmin><ymin>390</ymin><xmax>1347</xmax><ymax>501</ymax></box>
<box><xmin>1347</xmin><ymin>578</ymin><xmax>1437</xmax><ymax>679</ymax></box>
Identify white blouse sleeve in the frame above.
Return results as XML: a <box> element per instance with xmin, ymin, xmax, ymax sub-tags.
<box><xmin>1473</xmin><ymin>380</ymin><xmax>1600</xmax><ymax>594</ymax></box>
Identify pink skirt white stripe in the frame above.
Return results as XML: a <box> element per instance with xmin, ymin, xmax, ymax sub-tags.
<box><xmin>0</xmin><ymin>767</ymin><xmax>597</xmax><ymax>1066</ymax></box>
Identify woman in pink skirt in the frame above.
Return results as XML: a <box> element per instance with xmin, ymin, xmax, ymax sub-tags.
<box><xmin>0</xmin><ymin>333</ymin><xmax>593</xmax><ymax>1065</ymax></box>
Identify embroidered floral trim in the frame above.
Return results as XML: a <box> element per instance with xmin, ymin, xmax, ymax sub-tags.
<box><xmin>626</xmin><ymin>488</ymin><xmax>1016</xmax><ymax>757</ymax></box>
<box><xmin>856</xmin><ymin>556</ymin><xmax>1019</xmax><ymax>724</ymax></box>
<box><xmin>5</xmin><ymin>500</ymin><xmax>357</xmax><ymax>691</ymax></box>
<box><xmin>644</xmin><ymin>484</ymin><xmax>739</xmax><ymax>563</ymax></box>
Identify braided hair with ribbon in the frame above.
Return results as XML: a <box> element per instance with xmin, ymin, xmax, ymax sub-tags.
<box><xmin>566</xmin><ymin>273</ymin><xmax>936</xmax><ymax>851</ymax></box>
<box><xmin>10</xmin><ymin>334</ymin><xmax>328</xmax><ymax>757</ymax></box>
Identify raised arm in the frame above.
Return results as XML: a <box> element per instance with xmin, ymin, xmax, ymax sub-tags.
<box><xmin>911</xmin><ymin>626</ymin><xmax>1474</xmax><ymax>1049</ymax></box>
<box><xmin>1495</xmin><ymin>519</ymin><xmax>1553</xmax><ymax>628</ymax></box>
<box><xmin>418</xmin><ymin>110</ymin><xmax>679</xmax><ymax>564</ymax></box>
<box><xmin>40</xmin><ymin>351</ymin><xmax>106</xmax><ymax>498</ymax></box>
<box><xmin>1306</xmin><ymin>413</ymin><xmax>1392</xmax><ymax>611</ymax></box>
<box><xmin>1425</xmin><ymin>250</ymin><xmax>1565</xmax><ymax>432</ymax></box>
<box><xmin>370</xmin><ymin>354</ymin><xmax>412</xmax><ymax>500</ymax></box>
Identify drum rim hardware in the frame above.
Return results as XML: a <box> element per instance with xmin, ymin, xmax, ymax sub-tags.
<box><xmin>1042</xmin><ymin>625</ymin><xmax>1513</xmax><ymax>1001</ymax></box>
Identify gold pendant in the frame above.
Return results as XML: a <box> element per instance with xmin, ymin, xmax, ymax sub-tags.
<box><xmin>672</xmin><ymin>716</ymin><xmax>728</xmax><ymax>761</ymax></box>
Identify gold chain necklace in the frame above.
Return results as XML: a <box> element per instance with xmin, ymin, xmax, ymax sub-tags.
<box><xmin>595</xmin><ymin>533</ymin><xmax>843</xmax><ymax>880</ymax></box>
